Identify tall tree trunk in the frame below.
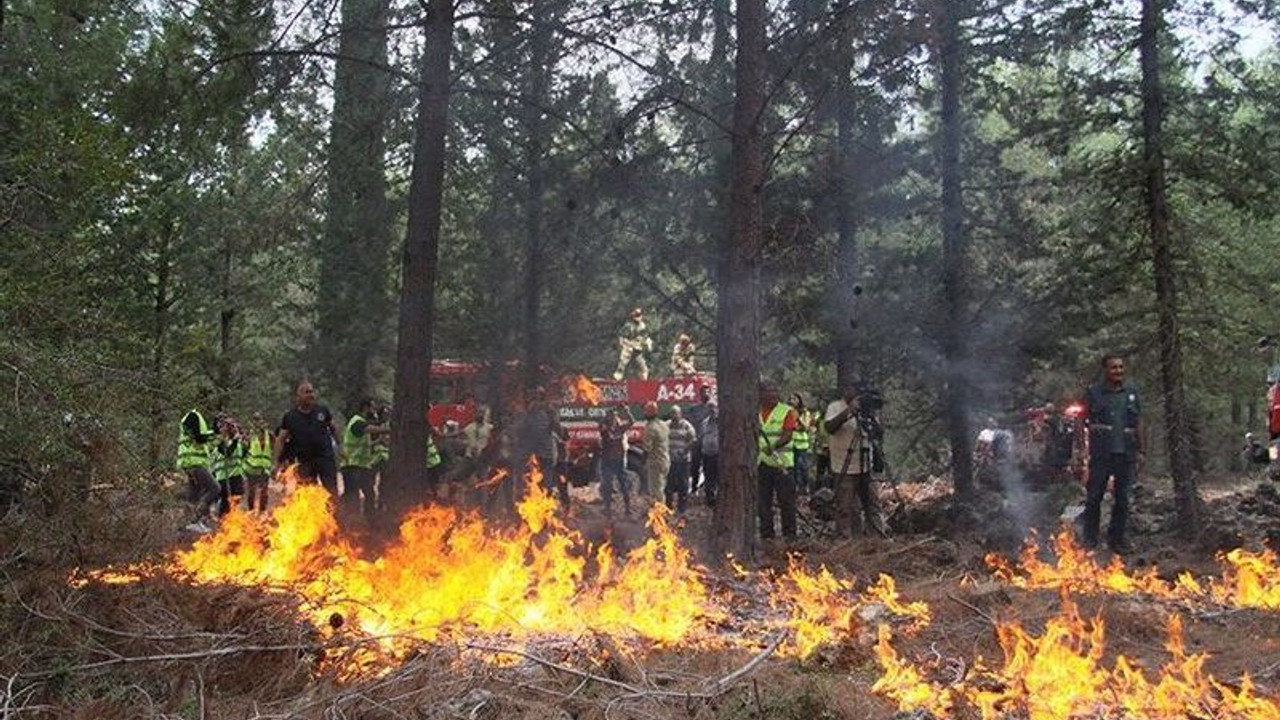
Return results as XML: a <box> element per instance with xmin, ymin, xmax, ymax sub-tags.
<box><xmin>218</xmin><ymin>231</ymin><xmax>236</xmax><ymax>411</ymax></box>
<box><xmin>833</xmin><ymin>65</ymin><xmax>859</xmax><ymax>389</ymax></box>
<box><xmin>712</xmin><ymin>0</ymin><xmax>765</xmax><ymax>563</ymax></box>
<box><xmin>936</xmin><ymin>0</ymin><xmax>973</xmax><ymax>499</ymax></box>
<box><xmin>1139</xmin><ymin>0</ymin><xmax>1198</xmax><ymax>529</ymax></box>
<box><xmin>148</xmin><ymin>222</ymin><xmax>174</xmax><ymax>469</ymax></box>
<box><xmin>316</xmin><ymin>0</ymin><xmax>392</xmax><ymax>412</ymax></box>
<box><xmin>385</xmin><ymin>0</ymin><xmax>454</xmax><ymax>519</ymax></box>
<box><xmin>1229</xmin><ymin>393</ymin><xmax>1242</xmax><ymax>471</ymax></box>
<box><xmin>521</xmin><ymin>20</ymin><xmax>554</xmax><ymax>393</ymax></box>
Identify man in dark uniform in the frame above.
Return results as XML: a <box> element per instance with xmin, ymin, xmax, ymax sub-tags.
<box><xmin>1081</xmin><ymin>354</ymin><xmax>1144</xmax><ymax>554</ymax></box>
<box><xmin>274</xmin><ymin>381</ymin><xmax>341</xmax><ymax>495</ymax></box>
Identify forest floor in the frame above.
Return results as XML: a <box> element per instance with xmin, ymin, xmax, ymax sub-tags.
<box><xmin>2</xmin><ymin>469</ymin><xmax>1279</xmax><ymax>719</ymax></box>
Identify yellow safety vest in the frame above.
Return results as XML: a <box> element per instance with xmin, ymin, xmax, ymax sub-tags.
<box><xmin>427</xmin><ymin>435</ymin><xmax>442</xmax><ymax>469</ymax></box>
<box><xmin>246</xmin><ymin>429</ymin><xmax>274</xmax><ymax>473</ymax></box>
<box><xmin>758</xmin><ymin>403</ymin><xmax>795</xmax><ymax>469</ymax></box>
<box><xmin>342</xmin><ymin>414</ymin><xmax>375</xmax><ymax>469</ymax></box>
<box><xmin>176</xmin><ymin>410</ymin><xmax>211</xmax><ymax>470</ymax></box>
<box><xmin>792</xmin><ymin>409</ymin><xmax>812</xmax><ymax>451</ymax></box>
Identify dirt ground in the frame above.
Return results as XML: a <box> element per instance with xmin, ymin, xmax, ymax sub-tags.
<box><xmin>1</xmin><ymin>470</ymin><xmax>1277</xmax><ymax>719</ymax></box>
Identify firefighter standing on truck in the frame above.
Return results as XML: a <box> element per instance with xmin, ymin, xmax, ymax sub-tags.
<box><xmin>671</xmin><ymin>334</ymin><xmax>697</xmax><ymax>376</ymax></box>
<box><xmin>614</xmin><ymin>307</ymin><xmax>653</xmax><ymax>380</ymax></box>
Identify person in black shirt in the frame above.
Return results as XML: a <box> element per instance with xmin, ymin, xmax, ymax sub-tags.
<box><xmin>274</xmin><ymin>381</ymin><xmax>341</xmax><ymax>495</ymax></box>
<box><xmin>1081</xmin><ymin>354</ymin><xmax>1144</xmax><ymax>554</ymax></box>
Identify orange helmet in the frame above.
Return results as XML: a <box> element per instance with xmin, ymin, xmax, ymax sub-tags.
<box><xmin>642</xmin><ymin>401</ymin><xmax>659</xmax><ymax>417</ymax></box>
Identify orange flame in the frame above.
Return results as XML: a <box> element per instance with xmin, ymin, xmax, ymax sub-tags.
<box><xmin>570</xmin><ymin>374</ymin><xmax>603</xmax><ymax>405</ymax></box>
<box><xmin>863</xmin><ymin>573</ymin><xmax>931</xmax><ymax>632</ymax></box>
<box><xmin>772</xmin><ymin>557</ymin><xmax>855</xmax><ymax>658</ymax></box>
<box><xmin>772</xmin><ymin>562</ymin><xmax>935</xmax><ymax>658</ymax></box>
<box><xmin>987</xmin><ymin>529</ymin><xmax>1280</xmax><ymax>610</ymax></box>
<box><xmin>167</xmin><ymin>462</ymin><xmax>716</xmax><ymax>671</ymax></box>
<box><xmin>871</xmin><ymin>624</ymin><xmax>955</xmax><ymax>716</ymax></box>
<box><xmin>874</xmin><ymin>598</ymin><xmax>1280</xmax><ymax>720</ymax></box>
<box><xmin>473</xmin><ymin>468</ymin><xmax>509</xmax><ymax>489</ymax></box>
<box><xmin>1210</xmin><ymin>547</ymin><xmax>1280</xmax><ymax>610</ymax></box>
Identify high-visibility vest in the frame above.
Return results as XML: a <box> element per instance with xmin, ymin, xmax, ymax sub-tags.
<box><xmin>176</xmin><ymin>410</ymin><xmax>211</xmax><ymax>470</ymax></box>
<box><xmin>758</xmin><ymin>403</ymin><xmax>796</xmax><ymax>469</ymax></box>
<box><xmin>372</xmin><ymin>420</ymin><xmax>390</xmax><ymax>465</ymax></box>
<box><xmin>245</xmin><ymin>429</ymin><xmax>273</xmax><ymax>473</ymax></box>
<box><xmin>232</xmin><ymin>440</ymin><xmax>249</xmax><ymax>479</ymax></box>
<box><xmin>427</xmin><ymin>435</ymin><xmax>442</xmax><ymax>469</ymax></box>
<box><xmin>792</xmin><ymin>410</ymin><xmax>812</xmax><ymax>451</ymax></box>
<box><xmin>342</xmin><ymin>414</ymin><xmax>375</xmax><ymax>469</ymax></box>
<box><xmin>213</xmin><ymin>440</ymin><xmax>245</xmax><ymax>481</ymax></box>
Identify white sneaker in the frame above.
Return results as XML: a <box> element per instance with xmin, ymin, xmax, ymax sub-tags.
<box><xmin>184</xmin><ymin>521</ymin><xmax>213</xmax><ymax>534</ymax></box>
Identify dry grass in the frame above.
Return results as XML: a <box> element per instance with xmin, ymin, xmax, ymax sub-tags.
<box><xmin>2</xmin><ymin>478</ymin><xmax>1278</xmax><ymax>719</ymax></box>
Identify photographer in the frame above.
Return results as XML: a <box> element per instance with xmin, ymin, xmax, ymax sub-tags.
<box><xmin>823</xmin><ymin>380</ymin><xmax>883</xmax><ymax>538</ymax></box>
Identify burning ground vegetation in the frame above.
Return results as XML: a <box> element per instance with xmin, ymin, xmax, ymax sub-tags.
<box><xmin>2</xmin><ymin>468</ymin><xmax>1279</xmax><ymax>719</ymax></box>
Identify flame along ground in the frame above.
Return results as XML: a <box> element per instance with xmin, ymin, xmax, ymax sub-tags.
<box><xmin>986</xmin><ymin>528</ymin><xmax>1280</xmax><ymax>610</ymax></box>
<box><xmin>871</xmin><ymin>596</ymin><xmax>1280</xmax><ymax>720</ymax></box>
<box><xmin>173</xmin><ymin>464</ymin><xmax>717</xmax><ymax>666</ymax></box>
<box><xmin>72</xmin><ymin>469</ymin><xmax>1280</xmax><ymax>718</ymax></box>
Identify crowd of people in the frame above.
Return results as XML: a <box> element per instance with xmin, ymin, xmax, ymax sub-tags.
<box><xmin>175</xmin><ymin>349</ymin><xmax>1145</xmax><ymax>555</ymax></box>
<box><xmin>173</xmin><ymin>377</ymin><xmax>885</xmax><ymax>542</ymax></box>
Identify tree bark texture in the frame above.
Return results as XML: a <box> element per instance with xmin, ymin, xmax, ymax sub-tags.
<box><xmin>148</xmin><ymin>223</ymin><xmax>174</xmax><ymax>468</ymax></box>
<box><xmin>386</xmin><ymin>0</ymin><xmax>454</xmax><ymax>519</ymax></box>
<box><xmin>315</xmin><ymin>0</ymin><xmax>393</xmax><ymax>413</ymax></box>
<box><xmin>1139</xmin><ymin>0</ymin><xmax>1198</xmax><ymax>529</ymax></box>
<box><xmin>833</xmin><ymin>58</ymin><xmax>859</xmax><ymax>390</ymax></box>
<box><xmin>218</xmin><ymin>231</ymin><xmax>236</xmax><ymax>410</ymax></box>
<box><xmin>712</xmin><ymin>0</ymin><xmax>766</xmax><ymax>564</ymax></box>
<box><xmin>521</xmin><ymin>12</ymin><xmax>555</xmax><ymax>393</ymax></box>
<box><xmin>936</xmin><ymin>0</ymin><xmax>974</xmax><ymax>499</ymax></box>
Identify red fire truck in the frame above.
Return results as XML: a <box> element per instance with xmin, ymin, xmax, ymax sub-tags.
<box><xmin>426</xmin><ymin>359</ymin><xmax>717</xmax><ymax>470</ymax></box>
<box><xmin>555</xmin><ymin>375</ymin><xmax>718</xmax><ymax>459</ymax></box>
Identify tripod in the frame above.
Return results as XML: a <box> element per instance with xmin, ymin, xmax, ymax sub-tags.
<box><xmin>833</xmin><ymin>417</ymin><xmax>891</xmax><ymax>539</ymax></box>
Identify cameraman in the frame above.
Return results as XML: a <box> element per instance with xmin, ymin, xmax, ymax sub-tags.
<box><xmin>824</xmin><ymin>381</ymin><xmax>879</xmax><ymax>538</ymax></box>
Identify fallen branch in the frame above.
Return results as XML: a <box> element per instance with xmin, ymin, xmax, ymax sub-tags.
<box><xmin>947</xmin><ymin>593</ymin><xmax>999</xmax><ymax>627</ymax></box>
<box><xmin>17</xmin><ymin>643</ymin><xmax>322</xmax><ymax>678</ymax></box>
<box><xmin>465</xmin><ymin>630</ymin><xmax>788</xmax><ymax>702</ymax></box>
<box><xmin>707</xmin><ymin>630</ymin><xmax>787</xmax><ymax>695</ymax></box>
<box><xmin>881</xmin><ymin>535</ymin><xmax>938</xmax><ymax>559</ymax></box>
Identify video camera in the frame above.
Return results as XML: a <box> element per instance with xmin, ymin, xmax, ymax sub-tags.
<box><xmin>855</xmin><ymin>380</ymin><xmax>885</xmax><ymax>414</ymax></box>
<box><xmin>853</xmin><ymin>381</ymin><xmax>886</xmax><ymax>472</ymax></box>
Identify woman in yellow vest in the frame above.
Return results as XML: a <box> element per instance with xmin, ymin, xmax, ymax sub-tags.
<box><xmin>244</xmin><ymin>412</ymin><xmax>274</xmax><ymax>514</ymax></box>
<box><xmin>789</xmin><ymin>393</ymin><xmax>814</xmax><ymax>495</ymax></box>
<box><xmin>212</xmin><ymin>414</ymin><xmax>248</xmax><ymax>517</ymax></box>
<box><xmin>177</xmin><ymin>408</ymin><xmax>220</xmax><ymax>533</ymax></box>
